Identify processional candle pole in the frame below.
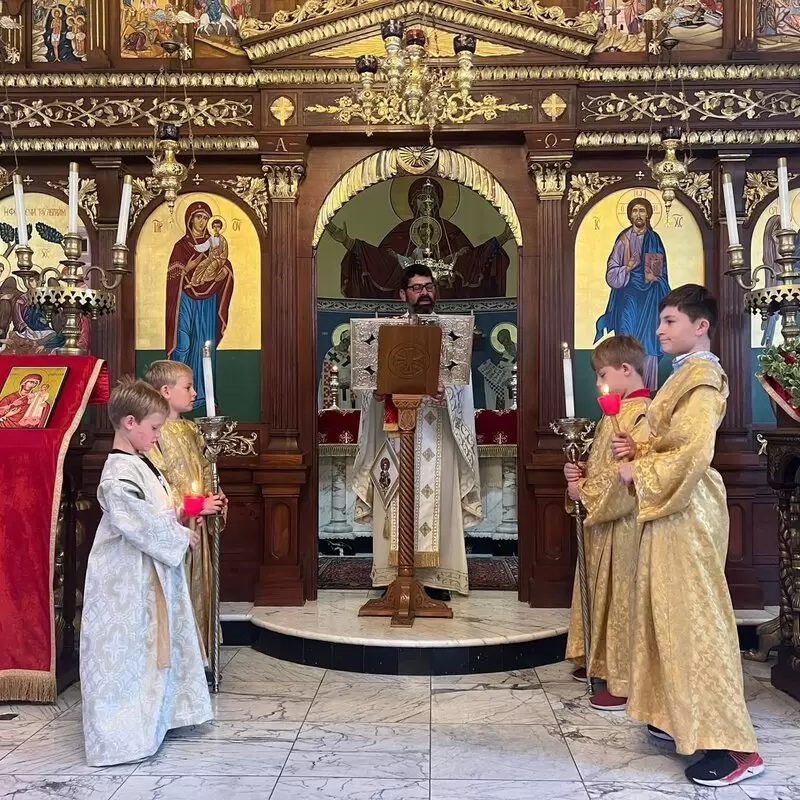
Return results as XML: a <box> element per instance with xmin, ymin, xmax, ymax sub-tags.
<box><xmin>13</xmin><ymin>163</ymin><xmax>132</xmax><ymax>356</ymax></box>
<box><xmin>551</xmin><ymin>343</ymin><xmax>596</xmax><ymax>693</ymax></box>
<box><xmin>195</xmin><ymin>340</ymin><xmax>256</xmax><ymax>693</ymax></box>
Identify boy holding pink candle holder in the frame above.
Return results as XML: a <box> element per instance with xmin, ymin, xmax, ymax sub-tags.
<box><xmin>563</xmin><ymin>334</ymin><xmax>651</xmax><ymax>711</ymax></box>
<box><xmin>144</xmin><ymin>360</ymin><xmax>226</xmax><ymax>671</ymax></box>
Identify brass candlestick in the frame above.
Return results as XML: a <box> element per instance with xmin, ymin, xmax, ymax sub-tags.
<box><xmin>551</xmin><ymin>416</ymin><xmax>596</xmax><ymax>694</ymax></box>
<box><xmin>13</xmin><ymin>234</ymin><xmax>129</xmax><ymax>356</ymax></box>
<box><xmin>194</xmin><ymin>416</ymin><xmax>257</xmax><ymax>693</ymax></box>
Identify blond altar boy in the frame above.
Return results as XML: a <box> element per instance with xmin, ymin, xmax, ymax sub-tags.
<box><xmin>80</xmin><ymin>379</ymin><xmax>215</xmax><ymax>766</ymax></box>
<box><xmin>145</xmin><ymin>360</ymin><xmax>226</xmax><ymax>663</ymax></box>
<box><xmin>613</xmin><ymin>284</ymin><xmax>763</xmax><ymax>787</ymax></box>
<box><xmin>564</xmin><ymin>334</ymin><xmax>650</xmax><ymax>711</ymax></box>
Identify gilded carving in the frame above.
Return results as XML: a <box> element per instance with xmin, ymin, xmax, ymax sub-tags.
<box><xmin>0</xmin><ymin>135</ymin><xmax>259</xmax><ymax>155</ymax></box>
<box><xmin>305</xmin><ymin>93</ymin><xmax>531</xmax><ymax>128</ymax></box>
<box><xmin>241</xmin><ymin>1</ymin><xmax>596</xmax><ymax>61</ymax></box>
<box><xmin>575</xmin><ymin>129</ymin><xmax>800</xmax><ymax>148</ymax></box>
<box><xmin>681</xmin><ymin>171</ymin><xmax>713</xmax><ymax>225</ymax></box>
<box><xmin>0</xmin><ymin>97</ymin><xmax>253</xmax><ymax>130</ymax></box>
<box><xmin>582</xmin><ymin>89</ymin><xmax>800</xmax><ymax>124</ymax></box>
<box><xmin>0</xmin><ymin>8</ymin><xmax>21</xmax><ymax>64</ymax></box>
<box><xmin>528</xmin><ymin>158</ymin><xmax>571</xmax><ymax>200</ymax></box>
<box><xmin>129</xmin><ymin>176</ymin><xmax>160</xmax><ymax>227</ymax></box>
<box><xmin>311</xmin><ymin>146</ymin><xmax>522</xmax><ymax>247</ymax></box>
<box><xmin>263</xmin><ymin>164</ymin><xmax>305</xmax><ymax>200</ymax></box>
<box><xmin>213</xmin><ymin>175</ymin><xmax>269</xmax><ymax>232</ymax></box>
<box><xmin>45</xmin><ymin>177</ymin><xmax>98</xmax><ymax>225</ymax></box>
<box><xmin>567</xmin><ymin>172</ymin><xmax>622</xmax><ymax>226</ymax></box>
<box><xmin>742</xmin><ymin>170</ymin><xmax>798</xmax><ymax>219</ymax></box>
<box><xmin>541</xmin><ymin>93</ymin><xmax>567</xmax><ymax>122</ymax></box>
<box><xmin>0</xmin><ymin>165</ymin><xmax>10</xmax><ymax>191</ymax></box>
<box><xmin>269</xmin><ymin>96</ymin><xmax>295</xmax><ymax>127</ymax></box>
<box><xmin>238</xmin><ymin>0</ymin><xmax>599</xmax><ymax>38</ymax></box>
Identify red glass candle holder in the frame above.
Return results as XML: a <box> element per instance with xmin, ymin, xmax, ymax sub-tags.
<box><xmin>182</xmin><ymin>494</ymin><xmax>205</xmax><ymax>517</ymax></box>
<box><xmin>597</xmin><ymin>392</ymin><xmax>622</xmax><ymax>417</ymax></box>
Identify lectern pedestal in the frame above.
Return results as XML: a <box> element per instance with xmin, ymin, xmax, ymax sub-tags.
<box><xmin>358</xmin><ymin>394</ymin><xmax>453</xmax><ymax>626</ymax></box>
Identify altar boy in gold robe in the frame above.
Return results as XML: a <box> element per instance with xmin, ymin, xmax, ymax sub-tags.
<box><xmin>613</xmin><ymin>284</ymin><xmax>763</xmax><ymax>787</ymax></box>
<box><xmin>145</xmin><ymin>361</ymin><xmax>226</xmax><ymax>664</ymax></box>
<box><xmin>564</xmin><ymin>335</ymin><xmax>650</xmax><ymax>711</ymax></box>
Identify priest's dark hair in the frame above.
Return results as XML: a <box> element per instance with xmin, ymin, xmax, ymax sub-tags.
<box><xmin>107</xmin><ymin>377</ymin><xmax>169</xmax><ymax>428</ymax></box>
<box><xmin>403</xmin><ymin>264</ymin><xmax>435</xmax><ymax>287</ymax></box>
<box><xmin>659</xmin><ymin>283</ymin><xmax>718</xmax><ymax>338</ymax></box>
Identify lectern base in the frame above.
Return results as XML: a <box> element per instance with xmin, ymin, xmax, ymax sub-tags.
<box><xmin>358</xmin><ymin>578</ymin><xmax>453</xmax><ymax>627</ymax></box>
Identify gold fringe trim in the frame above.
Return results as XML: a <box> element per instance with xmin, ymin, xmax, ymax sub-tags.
<box><xmin>389</xmin><ymin>549</ymin><xmax>441</xmax><ymax>568</ymax></box>
<box><xmin>0</xmin><ymin>669</ymin><xmax>56</xmax><ymax>703</ymax></box>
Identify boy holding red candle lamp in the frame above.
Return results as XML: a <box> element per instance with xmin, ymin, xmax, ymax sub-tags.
<box><xmin>563</xmin><ymin>335</ymin><xmax>651</xmax><ymax>711</ymax></box>
<box><xmin>145</xmin><ymin>361</ymin><xmax>226</xmax><ymax>670</ymax></box>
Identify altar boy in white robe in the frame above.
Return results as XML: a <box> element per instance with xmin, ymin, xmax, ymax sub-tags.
<box><xmin>80</xmin><ymin>378</ymin><xmax>217</xmax><ymax>767</ymax></box>
<box><xmin>353</xmin><ymin>265</ymin><xmax>482</xmax><ymax>598</ymax></box>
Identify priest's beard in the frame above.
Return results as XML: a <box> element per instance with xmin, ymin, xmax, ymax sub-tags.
<box><xmin>410</xmin><ymin>297</ymin><xmax>435</xmax><ymax>315</ymax></box>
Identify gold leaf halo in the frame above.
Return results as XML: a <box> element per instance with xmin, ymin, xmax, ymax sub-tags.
<box><xmin>397</xmin><ymin>146</ymin><xmax>439</xmax><ymax>175</ymax></box>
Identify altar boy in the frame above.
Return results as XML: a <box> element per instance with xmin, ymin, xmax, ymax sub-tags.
<box><xmin>613</xmin><ymin>285</ymin><xmax>763</xmax><ymax>787</ymax></box>
<box><xmin>80</xmin><ymin>378</ymin><xmax>213</xmax><ymax>767</ymax></box>
<box><xmin>564</xmin><ymin>334</ymin><xmax>650</xmax><ymax>710</ymax></box>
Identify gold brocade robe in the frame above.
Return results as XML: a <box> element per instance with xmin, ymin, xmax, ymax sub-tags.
<box><xmin>149</xmin><ymin>418</ymin><xmax>220</xmax><ymax>663</ymax></box>
<box><xmin>627</xmin><ymin>356</ymin><xmax>757</xmax><ymax>755</ymax></box>
<box><xmin>565</xmin><ymin>395</ymin><xmax>650</xmax><ymax>697</ymax></box>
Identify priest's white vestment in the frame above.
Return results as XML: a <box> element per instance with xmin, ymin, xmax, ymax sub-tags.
<box><xmin>80</xmin><ymin>453</ymin><xmax>213</xmax><ymax>767</ymax></box>
<box><xmin>353</xmin><ymin>382</ymin><xmax>482</xmax><ymax>595</ymax></box>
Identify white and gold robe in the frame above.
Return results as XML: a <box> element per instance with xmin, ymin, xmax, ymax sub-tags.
<box><xmin>80</xmin><ymin>453</ymin><xmax>212</xmax><ymax>767</ymax></box>
<box><xmin>353</xmin><ymin>383</ymin><xmax>482</xmax><ymax>596</ymax></box>
<box><xmin>627</xmin><ymin>355</ymin><xmax>757</xmax><ymax>755</ymax></box>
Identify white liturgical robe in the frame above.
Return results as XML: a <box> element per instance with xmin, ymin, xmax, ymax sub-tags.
<box><xmin>80</xmin><ymin>453</ymin><xmax>212</xmax><ymax>767</ymax></box>
<box><xmin>353</xmin><ymin>383</ymin><xmax>482</xmax><ymax>595</ymax></box>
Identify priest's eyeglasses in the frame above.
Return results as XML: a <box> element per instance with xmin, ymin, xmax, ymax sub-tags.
<box><xmin>407</xmin><ymin>282</ymin><xmax>435</xmax><ymax>293</ymax></box>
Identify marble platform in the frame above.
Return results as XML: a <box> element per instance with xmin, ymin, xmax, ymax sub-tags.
<box><xmin>219</xmin><ymin>593</ymin><xmax>778</xmax><ymax>677</ymax></box>
<box><xmin>2</xmin><ymin>648</ymin><xmax>798</xmax><ymax>799</ymax></box>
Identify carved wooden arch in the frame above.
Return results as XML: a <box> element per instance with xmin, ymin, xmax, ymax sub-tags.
<box><xmin>311</xmin><ymin>146</ymin><xmax>523</xmax><ymax>247</ymax></box>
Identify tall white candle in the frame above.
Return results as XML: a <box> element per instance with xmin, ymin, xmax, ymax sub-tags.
<box><xmin>12</xmin><ymin>174</ymin><xmax>28</xmax><ymax>247</ymax></box>
<box><xmin>202</xmin><ymin>340</ymin><xmax>216</xmax><ymax>418</ymax></box>
<box><xmin>115</xmin><ymin>174</ymin><xmax>133</xmax><ymax>246</ymax></box>
<box><xmin>721</xmin><ymin>173</ymin><xmax>740</xmax><ymax>247</ymax></box>
<box><xmin>778</xmin><ymin>157</ymin><xmax>792</xmax><ymax>230</ymax></box>
<box><xmin>68</xmin><ymin>162</ymin><xmax>79</xmax><ymax>234</ymax></box>
<box><xmin>562</xmin><ymin>342</ymin><xmax>576</xmax><ymax>419</ymax></box>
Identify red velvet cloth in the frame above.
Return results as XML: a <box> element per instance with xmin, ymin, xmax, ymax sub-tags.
<box><xmin>0</xmin><ymin>355</ymin><xmax>106</xmax><ymax>702</ymax></box>
<box><xmin>475</xmin><ymin>409</ymin><xmax>517</xmax><ymax>445</ymax></box>
<box><xmin>318</xmin><ymin>408</ymin><xmax>361</xmax><ymax>444</ymax></box>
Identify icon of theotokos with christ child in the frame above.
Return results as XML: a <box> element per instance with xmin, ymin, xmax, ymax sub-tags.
<box><xmin>328</xmin><ymin>178</ymin><xmax>514</xmax><ymax>299</ymax></box>
<box><xmin>166</xmin><ymin>201</ymin><xmax>234</xmax><ymax>411</ymax></box>
<box><xmin>594</xmin><ymin>196</ymin><xmax>671</xmax><ymax>391</ymax></box>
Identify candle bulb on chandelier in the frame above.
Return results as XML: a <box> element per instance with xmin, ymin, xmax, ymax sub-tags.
<box><xmin>721</xmin><ymin>173</ymin><xmax>740</xmax><ymax>247</ymax></box>
<box><xmin>115</xmin><ymin>175</ymin><xmax>133</xmax><ymax>246</ymax></box>
<box><xmin>778</xmin><ymin>157</ymin><xmax>792</xmax><ymax>230</ymax></box>
<box><xmin>12</xmin><ymin>174</ymin><xmax>28</xmax><ymax>248</ymax></box>
<box><xmin>562</xmin><ymin>342</ymin><xmax>576</xmax><ymax>419</ymax></box>
<box><xmin>68</xmin><ymin>162</ymin><xmax>79</xmax><ymax>235</ymax></box>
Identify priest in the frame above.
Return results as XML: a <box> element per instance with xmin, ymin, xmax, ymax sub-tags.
<box><xmin>352</xmin><ymin>265</ymin><xmax>482</xmax><ymax>598</ymax></box>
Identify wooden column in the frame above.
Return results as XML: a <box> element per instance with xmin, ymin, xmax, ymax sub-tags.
<box><xmin>89</xmin><ymin>158</ymin><xmax>127</xmax><ymax>428</ymax></box>
<box><xmin>255</xmin><ymin>152</ymin><xmax>308</xmax><ymax>605</ymax></box>
<box><xmin>528</xmin><ymin>155</ymin><xmax>572</xmax><ymax>428</ymax></box>
<box><xmin>714</xmin><ymin>152</ymin><xmax>752</xmax><ymax>437</ymax></box>
<box><xmin>262</xmin><ymin>156</ymin><xmax>305</xmax><ymax>454</ymax></box>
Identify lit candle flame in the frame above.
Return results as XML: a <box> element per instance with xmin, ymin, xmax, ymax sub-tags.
<box><xmin>191</xmin><ymin>480</ymin><xmax>199</xmax><ymax>495</ymax></box>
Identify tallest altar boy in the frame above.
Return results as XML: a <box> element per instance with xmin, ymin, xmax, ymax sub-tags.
<box><xmin>353</xmin><ymin>264</ymin><xmax>482</xmax><ymax>599</ymax></box>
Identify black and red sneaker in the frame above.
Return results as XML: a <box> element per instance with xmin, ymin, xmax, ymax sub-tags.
<box><xmin>571</xmin><ymin>667</ymin><xmax>587</xmax><ymax>683</ymax></box>
<box><xmin>685</xmin><ymin>750</ymin><xmax>765</xmax><ymax>787</ymax></box>
<box><xmin>647</xmin><ymin>725</ymin><xmax>674</xmax><ymax>742</ymax></box>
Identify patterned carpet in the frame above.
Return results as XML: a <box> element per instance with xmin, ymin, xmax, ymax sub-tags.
<box><xmin>318</xmin><ymin>556</ymin><xmax>518</xmax><ymax>590</ymax></box>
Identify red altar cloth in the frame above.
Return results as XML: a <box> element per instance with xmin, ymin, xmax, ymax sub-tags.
<box><xmin>475</xmin><ymin>409</ymin><xmax>517</xmax><ymax>445</ymax></box>
<box><xmin>318</xmin><ymin>408</ymin><xmax>361</xmax><ymax>444</ymax></box>
<box><xmin>0</xmin><ymin>355</ymin><xmax>107</xmax><ymax>702</ymax></box>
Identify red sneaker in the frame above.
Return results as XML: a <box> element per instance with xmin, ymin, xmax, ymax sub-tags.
<box><xmin>571</xmin><ymin>667</ymin><xmax>587</xmax><ymax>682</ymax></box>
<box><xmin>685</xmin><ymin>750</ymin><xmax>765</xmax><ymax>787</ymax></box>
<box><xmin>589</xmin><ymin>689</ymin><xmax>627</xmax><ymax>711</ymax></box>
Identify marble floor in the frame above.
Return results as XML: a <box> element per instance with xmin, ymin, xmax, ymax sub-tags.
<box><xmin>2</xmin><ymin>648</ymin><xmax>799</xmax><ymax>799</ymax></box>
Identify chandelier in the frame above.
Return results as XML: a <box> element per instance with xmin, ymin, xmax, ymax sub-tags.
<box><xmin>305</xmin><ymin>20</ymin><xmax>531</xmax><ymax>141</ymax></box>
<box><xmin>409</xmin><ymin>179</ymin><xmax>457</xmax><ymax>287</ymax></box>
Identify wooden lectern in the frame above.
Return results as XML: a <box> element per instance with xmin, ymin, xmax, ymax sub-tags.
<box><xmin>359</xmin><ymin>321</ymin><xmax>452</xmax><ymax>626</ymax></box>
